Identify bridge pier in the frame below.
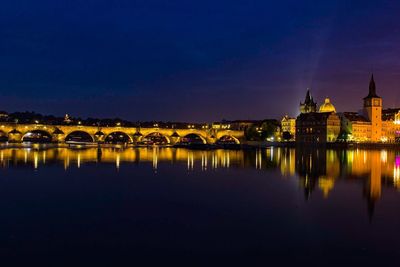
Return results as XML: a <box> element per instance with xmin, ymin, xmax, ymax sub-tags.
<box><xmin>8</xmin><ymin>131</ymin><xmax>22</xmax><ymax>142</ymax></box>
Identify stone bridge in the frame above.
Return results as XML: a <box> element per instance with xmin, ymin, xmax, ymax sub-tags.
<box><xmin>0</xmin><ymin>123</ymin><xmax>245</xmax><ymax>144</ymax></box>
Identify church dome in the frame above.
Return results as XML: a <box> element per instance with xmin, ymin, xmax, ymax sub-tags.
<box><xmin>319</xmin><ymin>98</ymin><xmax>336</xmax><ymax>113</ymax></box>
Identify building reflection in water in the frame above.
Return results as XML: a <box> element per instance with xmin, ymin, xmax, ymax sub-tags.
<box><xmin>394</xmin><ymin>156</ymin><xmax>400</xmax><ymax>188</ymax></box>
<box><xmin>0</xmin><ymin>146</ymin><xmax>399</xmax><ymax>216</ymax></box>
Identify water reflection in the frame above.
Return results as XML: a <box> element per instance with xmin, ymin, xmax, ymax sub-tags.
<box><xmin>0</xmin><ymin>146</ymin><xmax>399</xmax><ymax>213</ymax></box>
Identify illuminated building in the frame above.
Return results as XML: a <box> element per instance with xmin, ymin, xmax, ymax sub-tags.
<box><xmin>299</xmin><ymin>89</ymin><xmax>317</xmax><ymax>113</ymax></box>
<box><xmin>339</xmin><ymin>75</ymin><xmax>400</xmax><ymax>143</ymax></box>
<box><xmin>339</xmin><ymin>77</ymin><xmax>379</xmax><ymax>142</ymax></box>
<box><xmin>212</xmin><ymin>122</ymin><xmax>230</xmax><ymax>129</ymax></box>
<box><xmin>64</xmin><ymin>114</ymin><xmax>72</xmax><ymax>123</ymax></box>
<box><xmin>0</xmin><ymin>111</ymin><xmax>9</xmax><ymax>120</ymax></box>
<box><xmin>213</xmin><ymin>120</ymin><xmax>263</xmax><ymax>131</ymax></box>
<box><xmin>296</xmin><ymin>92</ymin><xmax>340</xmax><ymax>143</ymax></box>
<box><xmin>363</xmin><ymin>74</ymin><xmax>382</xmax><ymax>142</ymax></box>
<box><xmin>382</xmin><ymin>109</ymin><xmax>400</xmax><ymax>142</ymax></box>
<box><xmin>340</xmin><ymin>112</ymin><xmax>371</xmax><ymax>142</ymax></box>
<box><xmin>281</xmin><ymin>115</ymin><xmax>296</xmax><ymax>140</ymax></box>
<box><xmin>296</xmin><ymin>112</ymin><xmax>341</xmax><ymax>143</ymax></box>
<box><xmin>319</xmin><ymin>98</ymin><xmax>336</xmax><ymax>113</ymax></box>
<box><xmin>292</xmin><ymin>75</ymin><xmax>400</xmax><ymax>143</ymax></box>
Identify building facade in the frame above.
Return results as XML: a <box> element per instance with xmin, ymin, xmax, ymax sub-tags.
<box><xmin>363</xmin><ymin>75</ymin><xmax>382</xmax><ymax>142</ymax></box>
<box><xmin>339</xmin><ymin>75</ymin><xmax>400</xmax><ymax>143</ymax></box>
<box><xmin>340</xmin><ymin>112</ymin><xmax>371</xmax><ymax>142</ymax></box>
<box><xmin>286</xmin><ymin>75</ymin><xmax>400</xmax><ymax>144</ymax></box>
<box><xmin>296</xmin><ymin>90</ymin><xmax>341</xmax><ymax>143</ymax></box>
<box><xmin>281</xmin><ymin>115</ymin><xmax>296</xmax><ymax>140</ymax></box>
<box><xmin>381</xmin><ymin>109</ymin><xmax>400</xmax><ymax>142</ymax></box>
<box><xmin>296</xmin><ymin>112</ymin><xmax>341</xmax><ymax>143</ymax></box>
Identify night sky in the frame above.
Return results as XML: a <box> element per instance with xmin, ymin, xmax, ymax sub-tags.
<box><xmin>1</xmin><ymin>0</ymin><xmax>400</xmax><ymax>122</ymax></box>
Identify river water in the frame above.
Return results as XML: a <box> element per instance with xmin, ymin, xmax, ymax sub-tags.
<box><xmin>0</xmin><ymin>146</ymin><xmax>399</xmax><ymax>266</ymax></box>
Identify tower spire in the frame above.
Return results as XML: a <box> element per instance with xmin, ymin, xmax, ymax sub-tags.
<box><xmin>300</xmin><ymin>89</ymin><xmax>317</xmax><ymax>113</ymax></box>
<box><xmin>363</xmin><ymin>73</ymin><xmax>382</xmax><ymax>142</ymax></box>
<box><xmin>364</xmin><ymin>73</ymin><xmax>380</xmax><ymax>99</ymax></box>
<box><xmin>305</xmin><ymin>89</ymin><xmax>312</xmax><ymax>104</ymax></box>
<box><xmin>369</xmin><ymin>74</ymin><xmax>376</xmax><ymax>95</ymax></box>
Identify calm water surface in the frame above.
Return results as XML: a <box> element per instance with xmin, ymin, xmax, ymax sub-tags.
<box><xmin>0</xmin><ymin>146</ymin><xmax>399</xmax><ymax>266</ymax></box>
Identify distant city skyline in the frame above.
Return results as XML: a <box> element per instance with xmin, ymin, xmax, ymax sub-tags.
<box><xmin>1</xmin><ymin>1</ymin><xmax>400</xmax><ymax>121</ymax></box>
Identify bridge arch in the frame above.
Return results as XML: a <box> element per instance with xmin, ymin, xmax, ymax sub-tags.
<box><xmin>22</xmin><ymin>130</ymin><xmax>53</xmax><ymax>143</ymax></box>
<box><xmin>65</xmin><ymin>130</ymin><xmax>94</xmax><ymax>143</ymax></box>
<box><xmin>104</xmin><ymin>131</ymin><xmax>133</xmax><ymax>143</ymax></box>
<box><xmin>216</xmin><ymin>135</ymin><xmax>240</xmax><ymax>144</ymax></box>
<box><xmin>140</xmin><ymin>132</ymin><xmax>170</xmax><ymax>145</ymax></box>
<box><xmin>180</xmin><ymin>133</ymin><xmax>207</xmax><ymax>144</ymax></box>
<box><xmin>0</xmin><ymin>130</ymin><xmax>8</xmax><ymax>142</ymax></box>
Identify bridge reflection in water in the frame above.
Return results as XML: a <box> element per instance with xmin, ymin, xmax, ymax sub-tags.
<box><xmin>0</xmin><ymin>146</ymin><xmax>399</xmax><ymax>214</ymax></box>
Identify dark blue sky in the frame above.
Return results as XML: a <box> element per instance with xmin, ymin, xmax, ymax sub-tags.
<box><xmin>1</xmin><ymin>0</ymin><xmax>400</xmax><ymax>121</ymax></box>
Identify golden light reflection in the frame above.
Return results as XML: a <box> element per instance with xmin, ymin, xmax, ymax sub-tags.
<box><xmin>394</xmin><ymin>156</ymin><xmax>400</xmax><ymax>189</ymax></box>
<box><xmin>380</xmin><ymin>150</ymin><xmax>387</xmax><ymax>163</ymax></box>
<box><xmin>256</xmin><ymin>149</ymin><xmax>262</xmax><ymax>169</ymax></box>
<box><xmin>0</xmin><ymin>146</ymin><xmax>398</xmax><ymax>202</ymax></box>
<box><xmin>33</xmin><ymin>151</ymin><xmax>38</xmax><ymax>169</ymax></box>
<box><xmin>280</xmin><ymin>148</ymin><xmax>295</xmax><ymax>176</ymax></box>
<box><xmin>24</xmin><ymin>150</ymin><xmax>28</xmax><ymax>163</ymax></box>
<box><xmin>116</xmin><ymin>153</ymin><xmax>120</xmax><ymax>170</ymax></box>
<box><xmin>201</xmin><ymin>152</ymin><xmax>207</xmax><ymax>171</ymax></box>
<box><xmin>152</xmin><ymin>148</ymin><xmax>158</xmax><ymax>171</ymax></box>
<box><xmin>187</xmin><ymin>151</ymin><xmax>194</xmax><ymax>171</ymax></box>
<box><xmin>318</xmin><ymin>177</ymin><xmax>334</xmax><ymax>198</ymax></box>
<box><xmin>77</xmin><ymin>152</ymin><xmax>81</xmax><ymax>168</ymax></box>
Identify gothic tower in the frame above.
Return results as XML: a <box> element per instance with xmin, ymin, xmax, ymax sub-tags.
<box><xmin>363</xmin><ymin>74</ymin><xmax>382</xmax><ymax>142</ymax></box>
<box><xmin>300</xmin><ymin>89</ymin><xmax>317</xmax><ymax>114</ymax></box>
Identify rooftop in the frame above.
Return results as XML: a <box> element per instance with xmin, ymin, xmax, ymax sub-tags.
<box><xmin>341</xmin><ymin>112</ymin><xmax>369</xmax><ymax>122</ymax></box>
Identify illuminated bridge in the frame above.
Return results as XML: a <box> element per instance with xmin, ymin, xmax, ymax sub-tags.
<box><xmin>0</xmin><ymin>123</ymin><xmax>245</xmax><ymax>145</ymax></box>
